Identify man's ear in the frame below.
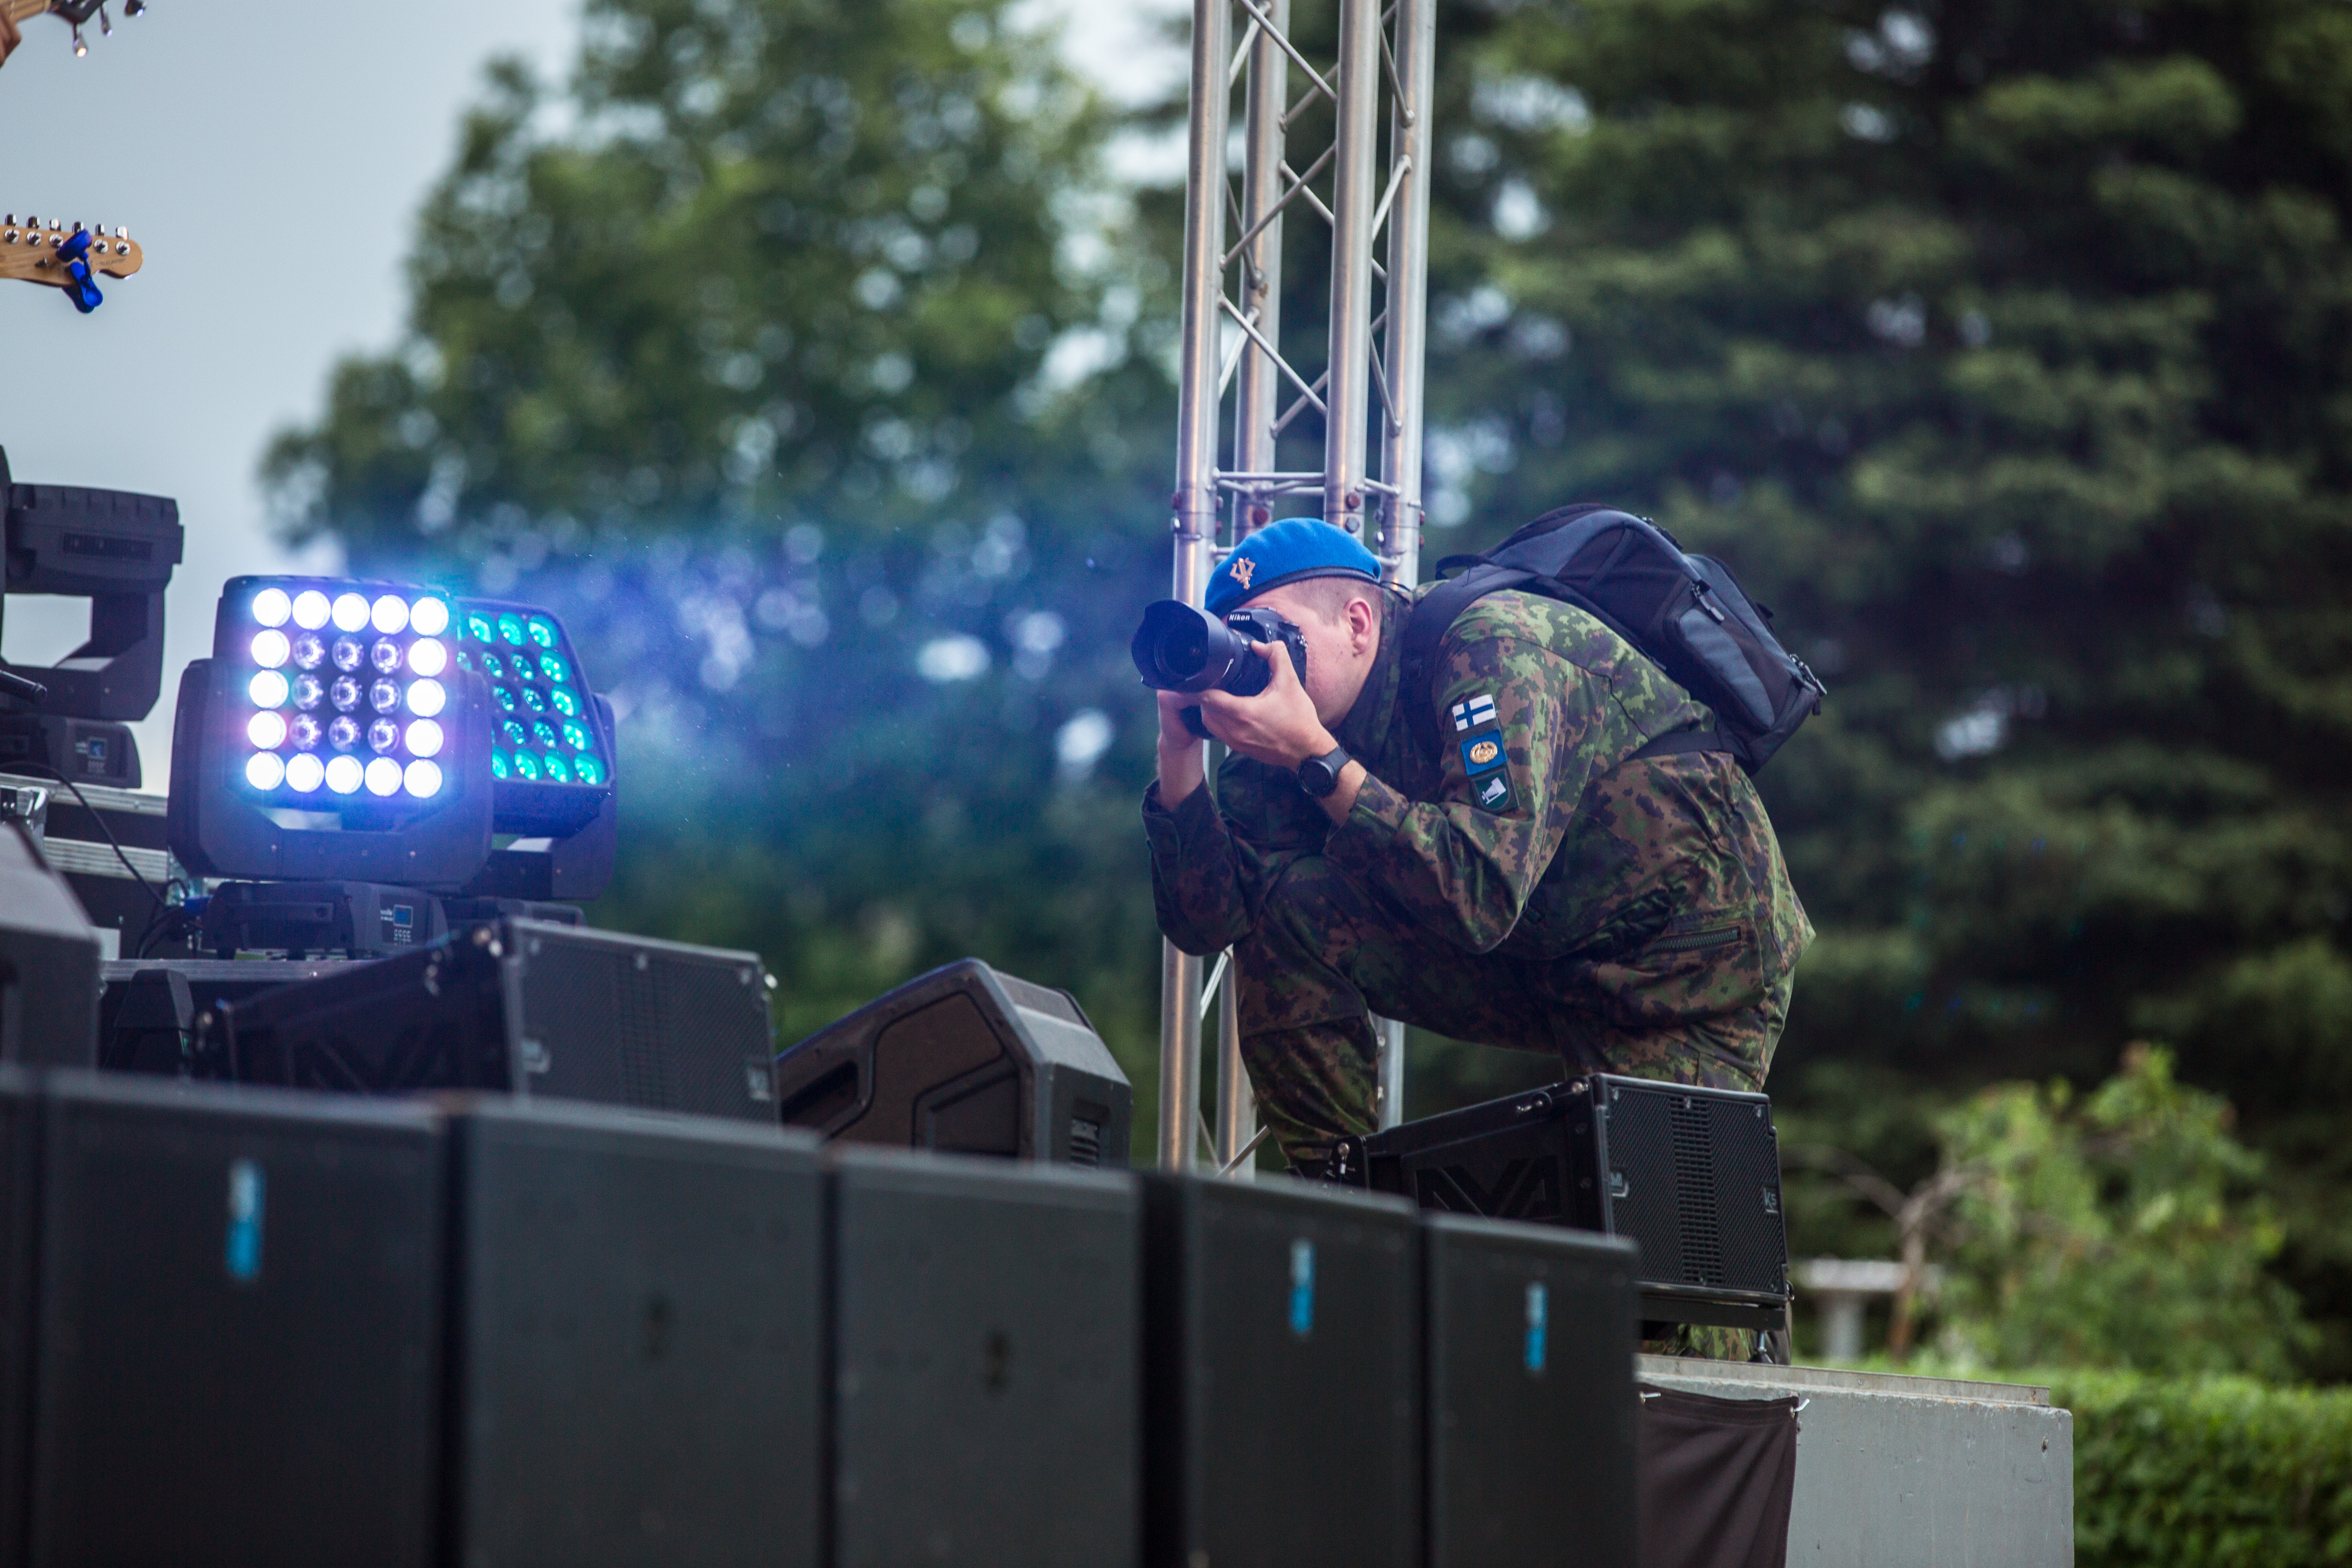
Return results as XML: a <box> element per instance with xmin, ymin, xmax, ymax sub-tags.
<box><xmin>1350</xmin><ymin>592</ymin><xmax>1379</xmax><ymax>651</ymax></box>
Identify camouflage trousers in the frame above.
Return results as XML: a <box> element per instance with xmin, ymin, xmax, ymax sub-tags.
<box><xmin>1234</xmin><ymin>855</ymin><xmax>1793</xmax><ymax>1168</ymax></box>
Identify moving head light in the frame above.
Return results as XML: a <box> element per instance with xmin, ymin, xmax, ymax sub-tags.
<box><xmin>1130</xmin><ymin>601</ymin><xmax>1308</xmax><ymax>740</ymax></box>
<box><xmin>0</xmin><ymin>446</ymin><xmax>185</xmax><ymax>786</ymax></box>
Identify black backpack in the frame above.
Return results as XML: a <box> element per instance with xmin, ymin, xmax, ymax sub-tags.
<box><xmin>1401</xmin><ymin>504</ymin><xmax>1826</xmax><ymax>775</ymax></box>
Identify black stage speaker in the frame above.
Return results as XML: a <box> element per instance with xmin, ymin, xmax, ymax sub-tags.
<box><xmin>1337</xmin><ymin>1074</ymin><xmax>1789</xmax><ymax>1331</ymax></box>
<box><xmin>831</xmin><ymin>1148</ymin><xmax>1139</xmax><ymax>1568</ymax></box>
<box><xmin>774</xmin><ymin>959</ymin><xmax>1130</xmax><ymax>1165</ymax></box>
<box><xmin>4</xmin><ymin>773</ymin><xmax>179</xmax><ymax>960</ymax></box>
<box><xmin>0</xmin><ymin>1070</ymin><xmax>36</xmax><ymax>1568</ymax></box>
<box><xmin>29</xmin><ymin>1072</ymin><xmax>442</xmax><ymax>1568</ymax></box>
<box><xmin>1140</xmin><ymin>1174</ymin><xmax>1421</xmax><ymax>1568</ymax></box>
<box><xmin>219</xmin><ymin>919</ymin><xmax>777</xmax><ymax>1122</ymax></box>
<box><xmin>444</xmin><ymin>1100</ymin><xmax>826</xmax><ymax>1568</ymax></box>
<box><xmin>1423</xmin><ymin>1216</ymin><xmax>1640</xmax><ymax>1568</ymax></box>
<box><xmin>0</xmin><ymin>823</ymin><xmax>102</xmax><ymax>1069</ymax></box>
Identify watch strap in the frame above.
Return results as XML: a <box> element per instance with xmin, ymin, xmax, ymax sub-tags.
<box><xmin>1298</xmin><ymin>742</ymin><xmax>1351</xmax><ymax>798</ymax></box>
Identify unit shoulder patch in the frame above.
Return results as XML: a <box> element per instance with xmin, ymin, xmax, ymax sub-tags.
<box><xmin>1459</xmin><ymin>733</ymin><xmax>1506</xmax><ymax>776</ymax></box>
<box><xmin>1473</xmin><ymin>770</ymin><xmax>1515</xmax><ymax>812</ymax></box>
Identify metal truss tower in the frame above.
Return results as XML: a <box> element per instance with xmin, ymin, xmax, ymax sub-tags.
<box><xmin>1157</xmin><ymin>0</ymin><xmax>1438</xmax><ymax>1172</ymax></box>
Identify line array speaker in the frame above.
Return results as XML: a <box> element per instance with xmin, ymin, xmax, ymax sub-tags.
<box><xmin>30</xmin><ymin>1071</ymin><xmax>443</xmax><ymax>1568</ymax></box>
<box><xmin>444</xmin><ymin>1100</ymin><xmax>826</xmax><ymax>1568</ymax></box>
<box><xmin>1423</xmin><ymin>1215</ymin><xmax>1639</xmax><ymax>1568</ymax></box>
<box><xmin>774</xmin><ymin>959</ymin><xmax>1131</xmax><ymax>1165</ymax></box>
<box><xmin>1337</xmin><ymin>1074</ymin><xmax>1790</xmax><ymax>1331</ymax></box>
<box><xmin>1141</xmin><ymin>1174</ymin><xmax>1421</xmax><ymax>1568</ymax></box>
<box><xmin>831</xmin><ymin>1148</ymin><xmax>1139</xmax><ymax>1568</ymax></box>
<box><xmin>217</xmin><ymin>919</ymin><xmax>778</xmax><ymax>1123</ymax></box>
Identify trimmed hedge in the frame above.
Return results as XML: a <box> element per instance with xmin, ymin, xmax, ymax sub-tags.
<box><xmin>2049</xmin><ymin>1370</ymin><xmax>2352</xmax><ymax>1566</ymax></box>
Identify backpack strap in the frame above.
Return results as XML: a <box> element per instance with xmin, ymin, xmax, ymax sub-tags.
<box><xmin>1628</xmin><ymin>727</ymin><xmax>1733</xmax><ymax>762</ymax></box>
<box><xmin>1400</xmin><ymin>562</ymin><xmax>1535</xmax><ymax>754</ymax></box>
<box><xmin>1403</xmin><ymin>564</ymin><xmax>1738</xmax><ymax>766</ymax></box>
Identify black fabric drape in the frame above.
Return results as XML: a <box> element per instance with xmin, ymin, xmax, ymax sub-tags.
<box><xmin>1635</xmin><ymin>1383</ymin><xmax>1800</xmax><ymax>1568</ymax></box>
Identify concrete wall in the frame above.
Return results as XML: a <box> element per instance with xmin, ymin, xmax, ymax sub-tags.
<box><xmin>1635</xmin><ymin>1358</ymin><xmax>2073</xmax><ymax>1568</ymax></box>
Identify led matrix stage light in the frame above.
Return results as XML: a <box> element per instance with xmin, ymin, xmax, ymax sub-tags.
<box><xmin>236</xmin><ymin>581</ymin><xmax>460</xmax><ymax>805</ymax></box>
<box><xmin>171</xmin><ymin>577</ymin><xmax>619</xmax><ymax>899</ymax></box>
<box><xmin>452</xmin><ymin>600</ymin><xmax>614</xmax><ymax>827</ymax></box>
<box><xmin>167</xmin><ymin>577</ymin><xmax>497</xmax><ymax>888</ymax></box>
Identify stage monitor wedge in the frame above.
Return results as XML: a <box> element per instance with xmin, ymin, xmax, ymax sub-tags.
<box><xmin>773</xmin><ymin>958</ymin><xmax>1131</xmax><ymax>1166</ymax></box>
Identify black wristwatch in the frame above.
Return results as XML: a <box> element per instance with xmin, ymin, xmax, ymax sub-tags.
<box><xmin>1297</xmin><ymin>742</ymin><xmax>1352</xmax><ymax>799</ymax></box>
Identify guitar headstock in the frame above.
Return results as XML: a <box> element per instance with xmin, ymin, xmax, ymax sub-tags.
<box><xmin>0</xmin><ymin>217</ymin><xmax>143</xmax><ymax>289</ymax></box>
<box><xmin>6</xmin><ymin>0</ymin><xmax>153</xmax><ymax>56</ymax></box>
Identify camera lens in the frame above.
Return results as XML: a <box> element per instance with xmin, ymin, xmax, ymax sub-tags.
<box><xmin>1160</xmin><ymin>615</ymin><xmax>1209</xmax><ymax>680</ymax></box>
<box><xmin>1132</xmin><ymin>599</ymin><xmax>1254</xmax><ymax>694</ymax></box>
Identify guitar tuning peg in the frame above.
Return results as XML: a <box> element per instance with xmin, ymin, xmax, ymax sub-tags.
<box><xmin>126</xmin><ymin>0</ymin><xmax>144</xmax><ymax>14</ymax></box>
<box><xmin>72</xmin><ymin>25</ymin><xmax>87</xmax><ymax>57</ymax></box>
<box><xmin>98</xmin><ymin>6</ymin><xmax>111</xmax><ymax>36</ymax></box>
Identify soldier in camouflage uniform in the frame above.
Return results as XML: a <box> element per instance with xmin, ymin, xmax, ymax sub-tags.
<box><xmin>1143</xmin><ymin>519</ymin><xmax>1812</xmax><ymax>1174</ymax></box>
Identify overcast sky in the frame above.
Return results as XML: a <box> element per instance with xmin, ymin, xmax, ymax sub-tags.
<box><xmin>0</xmin><ymin>0</ymin><xmax>1182</xmax><ymax>775</ymax></box>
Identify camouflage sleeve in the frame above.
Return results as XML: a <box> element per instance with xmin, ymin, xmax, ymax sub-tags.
<box><xmin>1138</xmin><ymin>780</ymin><xmax>1251</xmax><ymax>959</ymax></box>
<box><xmin>1144</xmin><ymin>750</ymin><xmax>1335</xmax><ymax>955</ymax></box>
<box><xmin>1320</xmin><ymin>629</ymin><xmax>1619</xmax><ymax>953</ymax></box>
<box><xmin>1142</xmin><ymin>779</ymin><xmax>1253</xmax><ymax>956</ymax></box>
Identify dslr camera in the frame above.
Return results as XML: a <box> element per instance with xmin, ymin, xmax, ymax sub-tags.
<box><xmin>1131</xmin><ymin>601</ymin><xmax>1309</xmax><ymax>739</ymax></box>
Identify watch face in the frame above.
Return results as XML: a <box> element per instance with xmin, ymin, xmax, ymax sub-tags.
<box><xmin>1298</xmin><ymin>750</ymin><xmax>1344</xmax><ymax>798</ymax></box>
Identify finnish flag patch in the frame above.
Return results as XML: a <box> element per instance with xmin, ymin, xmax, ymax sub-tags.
<box><xmin>1449</xmin><ymin>693</ymin><xmax>1497</xmax><ymax>733</ymax></box>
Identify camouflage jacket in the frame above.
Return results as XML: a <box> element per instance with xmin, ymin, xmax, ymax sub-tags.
<box><xmin>1143</xmin><ymin>586</ymin><xmax>1813</xmax><ymax>1026</ymax></box>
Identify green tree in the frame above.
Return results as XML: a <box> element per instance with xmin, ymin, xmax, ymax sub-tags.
<box><xmin>1928</xmin><ymin>1046</ymin><xmax>2310</xmax><ymax>1376</ymax></box>
<box><xmin>1415</xmin><ymin>0</ymin><xmax>2352</xmax><ymax>1371</ymax></box>
<box><xmin>264</xmin><ymin>0</ymin><xmax>1185</xmax><ymax>1135</ymax></box>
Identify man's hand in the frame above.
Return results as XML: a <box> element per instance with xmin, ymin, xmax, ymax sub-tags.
<box><xmin>1154</xmin><ymin>689</ymin><xmax>1207</xmax><ymax>808</ymax></box>
<box><xmin>1197</xmin><ymin>641</ymin><xmax>1335</xmax><ymax>771</ymax></box>
<box><xmin>0</xmin><ymin>11</ymin><xmax>21</xmax><ymax>68</ymax></box>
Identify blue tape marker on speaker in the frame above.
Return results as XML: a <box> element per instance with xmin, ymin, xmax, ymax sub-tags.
<box><xmin>225</xmin><ymin>1158</ymin><xmax>265</xmax><ymax>1283</ymax></box>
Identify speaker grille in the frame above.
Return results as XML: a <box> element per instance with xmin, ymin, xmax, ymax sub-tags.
<box><xmin>517</xmin><ymin>929</ymin><xmax>771</xmax><ymax>1120</ymax></box>
<box><xmin>615</xmin><ymin>951</ymin><xmax>665</xmax><ymax>1109</ymax></box>
<box><xmin>1713</xmin><ymin>1098</ymin><xmax>1788</xmax><ymax>1292</ymax></box>
<box><xmin>1669</xmin><ymin>1096</ymin><xmax>1725</xmax><ymax>1287</ymax></box>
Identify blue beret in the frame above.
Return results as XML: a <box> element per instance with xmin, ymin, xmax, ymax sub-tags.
<box><xmin>1204</xmin><ymin>518</ymin><xmax>1383</xmax><ymax>616</ymax></box>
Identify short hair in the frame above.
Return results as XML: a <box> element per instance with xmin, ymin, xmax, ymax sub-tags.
<box><xmin>1280</xmin><ymin>573</ymin><xmax>1382</xmax><ymax>626</ymax></box>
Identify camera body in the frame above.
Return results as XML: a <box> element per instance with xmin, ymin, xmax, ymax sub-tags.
<box><xmin>1130</xmin><ymin>601</ymin><xmax>1309</xmax><ymax>739</ymax></box>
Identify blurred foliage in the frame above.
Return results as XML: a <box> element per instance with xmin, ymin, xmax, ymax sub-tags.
<box><xmin>1410</xmin><ymin>0</ymin><xmax>2352</xmax><ymax>1373</ymax></box>
<box><xmin>261</xmin><ymin>0</ymin><xmax>1186</xmax><ymax>1129</ymax></box>
<box><xmin>272</xmin><ymin>0</ymin><xmax>2352</xmax><ymax>1369</ymax></box>
<box><xmin>1925</xmin><ymin>1047</ymin><xmax>2310</xmax><ymax>1376</ymax></box>
<box><xmin>2032</xmin><ymin>1369</ymin><xmax>2352</xmax><ymax>1565</ymax></box>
